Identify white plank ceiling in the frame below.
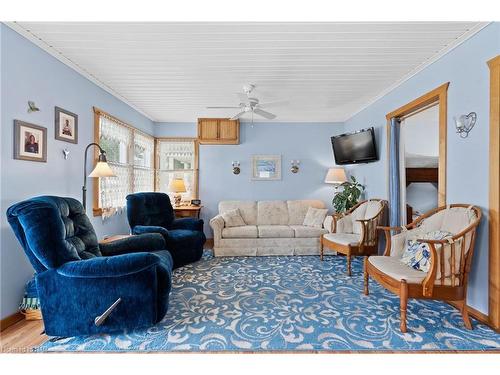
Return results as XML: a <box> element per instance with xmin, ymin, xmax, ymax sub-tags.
<box><xmin>8</xmin><ymin>22</ymin><xmax>486</xmax><ymax>122</ymax></box>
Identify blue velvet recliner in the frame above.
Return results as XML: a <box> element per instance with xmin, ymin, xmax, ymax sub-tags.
<box><xmin>126</xmin><ymin>192</ymin><xmax>205</xmax><ymax>269</ymax></box>
<box><xmin>7</xmin><ymin>196</ymin><xmax>173</xmax><ymax>337</ymax></box>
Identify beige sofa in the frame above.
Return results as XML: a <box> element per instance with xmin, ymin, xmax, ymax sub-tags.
<box><xmin>209</xmin><ymin>200</ymin><xmax>333</xmax><ymax>256</ymax></box>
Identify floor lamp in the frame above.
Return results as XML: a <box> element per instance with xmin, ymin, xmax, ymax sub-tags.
<box><xmin>82</xmin><ymin>142</ymin><xmax>115</xmax><ymax>210</ymax></box>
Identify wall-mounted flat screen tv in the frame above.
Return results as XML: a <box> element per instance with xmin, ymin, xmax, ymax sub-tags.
<box><xmin>331</xmin><ymin>127</ymin><xmax>378</xmax><ymax>165</ymax></box>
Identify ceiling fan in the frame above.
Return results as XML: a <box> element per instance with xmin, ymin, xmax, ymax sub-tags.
<box><xmin>206</xmin><ymin>84</ymin><xmax>286</xmax><ymax>121</ymax></box>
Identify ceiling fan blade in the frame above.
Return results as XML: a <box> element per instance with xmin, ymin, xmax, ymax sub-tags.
<box><xmin>206</xmin><ymin>106</ymin><xmax>242</xmax><ymax>109</ymax></box>
<box><xmin>253</xmin><ymin>108</ymin><xmax>276</xmax><ymax>120</ymax></box>
<box><xmin>230</xmin><ymin>111</ymin><xmax>246</xmax><ymax>120</ymax></box>
<box><xmin>258</xmin><ymin>100</ymin><xmax>289</xmax><ymax>108</ymax></box>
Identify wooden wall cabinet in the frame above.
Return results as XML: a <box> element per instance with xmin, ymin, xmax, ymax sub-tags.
<box><xmin>198</xmin><ymin>118</ymin><xmax>239</xmax><ymax>144</ymax></box>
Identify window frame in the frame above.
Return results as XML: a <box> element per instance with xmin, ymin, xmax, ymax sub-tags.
<box><xmin>92</xmin><ymin>107</ymin><xmax>155</xmax><ymax>217</ymax></box>
<box><xmin>154</xmin><ymin>137</ymin><xmax>199</xmax><ymax>200</ymax></box>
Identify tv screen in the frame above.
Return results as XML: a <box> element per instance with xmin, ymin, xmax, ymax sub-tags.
<box><xmin>331</xmin><ymin>127</ymin><xmax>378</xmax><ymax>165</ymax></box>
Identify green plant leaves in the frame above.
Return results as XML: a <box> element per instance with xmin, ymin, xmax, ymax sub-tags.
<box><xmin>331</xmin><ymin>177</ymin><xmax>366</xmax><ymax>213</ymax></box>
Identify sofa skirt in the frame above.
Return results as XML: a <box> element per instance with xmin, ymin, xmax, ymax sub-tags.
<box><xmin>213</xmin><ymin>237</ymin><xmax>321</xmax><ymax>257</ymax></box>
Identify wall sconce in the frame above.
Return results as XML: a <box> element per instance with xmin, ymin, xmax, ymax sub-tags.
<box><xmin>232</xmin><ymin>161</ymin><xmax>241</xmax><ymax>175</ymax></box>
<box><xmin>290</xmin><ymin>160</ymin><xmax>300</xmax><ymax>174</ymax></box>
<box><xmin>455</xmin><ymin>112</ymin><xmax>477</xmax><ymax>138</ymax></box>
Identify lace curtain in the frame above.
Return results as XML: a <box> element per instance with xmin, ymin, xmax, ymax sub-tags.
<box><xmin>98</xmin><ymin>113</ymin><xmax>154</xmax><ymax>219</ymax></box>
<box><xmin>157</xmin><ymin>140</ymin><xmax>197</xmax><ymax>202</ymax></box>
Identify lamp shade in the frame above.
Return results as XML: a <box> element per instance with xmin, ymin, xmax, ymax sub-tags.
<box><xmin>88</xmin><ymin>161</ymin><xmax>116</xmax><ymax>178</ymax></box>
<box><xmin>324</xmin><ymin>168</ymin><xmax>347</xmax><ymax>184</ymax></box>
<box><xmin>168</xmin><ymin>178</ymin><xmax>187</xmax><ymax>193</ymax></box>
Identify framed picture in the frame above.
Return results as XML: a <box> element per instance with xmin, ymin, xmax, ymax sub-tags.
<box><xmin>55</xmin><ymin>106</ymin><xmax>78</xmax><ymax>144</ymax></box>
<box><xmin>14</xmin><ymin>120</ymin><xmax>47</xmax><ymax>162</ymax></box>
<box><xmin>251</xmin><ymin>155</ymin><xmax>281</xmax><ymax>180</ymax></box>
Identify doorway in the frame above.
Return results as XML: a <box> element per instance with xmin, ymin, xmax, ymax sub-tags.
<box><xmin>385</xmin><ymin>83</ymin><xmax>448</xmax><ymax>227</ymax></box>
<box><xmin>400</xmin><ymin>104</ymin><xmax>440</xmax><ymax>224</ymax></box>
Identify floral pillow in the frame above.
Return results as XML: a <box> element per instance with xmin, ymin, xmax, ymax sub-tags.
<box><xmin>400</xmin><ymin>230</ymin><xmax>453</xmax><ymax>272</ymax></box>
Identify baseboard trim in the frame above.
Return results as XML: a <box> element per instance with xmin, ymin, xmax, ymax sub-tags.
<box><xmin>0</xmin><ymin>312</ymin><xmax>24</xmax><ymax>332</ymax></box>
<box><xmin>204</xmin><ymin>238</ymin><xmax>214</xmax><ymax>249</ymax></box>
<box><xmin>447</xmin><ymin>301</ymin><xmax>498</xmax><ymax>332</ymax></box>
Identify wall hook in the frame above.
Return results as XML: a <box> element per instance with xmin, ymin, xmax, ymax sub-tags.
<box><xmin>27</xmin><ymin>101</ymin><xmax>40</xmax><ymax>113</ymax></box>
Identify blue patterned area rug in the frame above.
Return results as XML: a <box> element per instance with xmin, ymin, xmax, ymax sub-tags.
<box><xmin>37</xmin><ymin>251</ymin><xmax>500</xmax><ymax>352</ymax></box>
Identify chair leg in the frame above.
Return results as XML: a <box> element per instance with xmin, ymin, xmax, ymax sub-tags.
<box><xmin>459</xmin><ymin>300</ymin><xmax>473</xmax><ymax>330</ymax></box>
<box><xmin>400</xmin><ymin>279</ymin><xmax>408</xmax><ymax>333</ymax></box>
<box><xmin>320</xmin><ymin>238</ymin><xmax>324</xmax><ymax>261</ymax></box>
<box><xmin>363</xmin><ymin>256</ymin><xmax>369</xmax><ymax>295</ymax></box>
<box><xmin>346</xmin><ymin>253</ymin><xmax>352</xmax><ymax>276</ymax></box>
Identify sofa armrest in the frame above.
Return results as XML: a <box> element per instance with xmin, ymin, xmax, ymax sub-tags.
<box><xmin>100</xmin><ymin>233</ymin><xmax>166</xmax><ymax>256</ymax></box>
<box><xmin>56</xmin><ymin>252</ymin><xmax>166</xmax><ymax>278</ymax></box>
<box><xmin>169</xmin><ymin>218</ymin><xmax>204</xmax><ymax>232</ymax></box>
<box><xmin>132</xmin><ymin>225</ymin><xmax>170</xmax><ymax>241</ymax></box>
<box><xmin>209</xmin><ymin>215</ymin><xmax>225</xmax><ymax>245</ymax></box>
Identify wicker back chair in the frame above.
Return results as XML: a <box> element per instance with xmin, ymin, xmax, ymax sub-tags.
<box><xmin>364</xmin><ymin>204</ymin><xmax>482</xmax><ymax>332</ymax></box>
<box><xmin>321</xmin><ymin>199</ymin><xmax>387</xmax><ymax>275</ymax></box>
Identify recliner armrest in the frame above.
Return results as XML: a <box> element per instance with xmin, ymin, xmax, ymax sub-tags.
<box><xmin>169</xmin><ymin>217</ymin><xmax>204</xmax><ymax>232</ymax></box>
<box><xmin>99</xmin><ymin>233</ymin><xmax>166</xmax><ymax>256</ymax></box>
<box><xmin>132</xmin><ymin>225</ymin><xmax>170</xmax><ymax>240</ymax></box>
<box><xmin>56</xmin><ymin>252</ymin><xmax>166</xmax><ymax>278</ymax></box>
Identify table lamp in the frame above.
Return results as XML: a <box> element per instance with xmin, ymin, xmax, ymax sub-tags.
<box><xmin>324</xmin><ymin>167</ymin><xmax>347</xmax><ymax>186</ymax></box>
<box><xmin>168</xmin><ymin>178</ymin><xmax>187</xmax><ymax>207</ymax></box>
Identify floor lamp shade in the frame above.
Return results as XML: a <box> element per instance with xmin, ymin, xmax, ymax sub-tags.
<box><xmin>82</xmin><ymin>143</ymin><xmax>115</xmax><ymax>210</ymax></box>
<box><xmin>89</xmin><ymin>161</ymin><xmax>115</xmax><ymax>178</ymax></box>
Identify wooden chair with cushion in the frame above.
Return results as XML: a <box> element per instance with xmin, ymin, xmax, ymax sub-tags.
<box><xmin>321</xmin><ymin>199</ymin><xmax>386</xmax><ymax>275</ymax></box>
<box><xmin>364</xmin><ymin>204</ymin><xmax>482</xmax><ymax>333</ymax></box>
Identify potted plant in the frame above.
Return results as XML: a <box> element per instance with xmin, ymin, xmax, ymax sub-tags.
<box><xmin>332</xmin><ymin>176</ymin><xmax>365</xmax><ymax>213</ymax></box>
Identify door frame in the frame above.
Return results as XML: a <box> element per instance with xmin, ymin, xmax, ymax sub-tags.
<box><xmin>488</xmin><ymin>55</ymin><xmax>500</xmax><ymax>332</ymax></box>
<box><xmin>385</xmin><ymin>82</ymin><xmax>449</xmax><ymax>209</ymax></box>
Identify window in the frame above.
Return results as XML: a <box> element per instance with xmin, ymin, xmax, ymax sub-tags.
<box><xmin>156</xmin><ymin>138</ymin><xmax>199</xmax><ymax>203</ymax></box>
<box><xmin>93</xmin><ymin>108</ymin><xmax>154</xmax><ymax>217</ymax></box>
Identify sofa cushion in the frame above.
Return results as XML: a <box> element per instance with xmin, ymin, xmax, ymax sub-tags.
<box><xmin>257</xmin><ymin>201</ymin><xmax>289</xmax><ymax>225</ymax></box>
<box><xmin>291</xmin><ymin>225</ymin><xmax>328</xmax><ymax>238</ymax></box>
<box><xmin>323</xmin><ymin>233</ymin><xmax>361</xmax><ymax>246</ymax></box>
<box><xmin>369</xmin><ymin>256</ymin><xmax>426</xmax><ymax>284</ymax></box>
<box><xmin>221</xmin><ymin>209</ymin><xmax>246</xmax><ymax>227</ymax></box>
<box><xmin>287</xmin><ymin>200</ymin><xmax>325</xmax><ymax>225</ymax></box>
<box><xmin>222</xmin><ymin>225</ymin><xmax>258</xmax><ymax>238</ymax></box>
<box><xmin>219</xmin><ymin>201</ymin><xmax>257</xmax><ymax>225</ymax></box>
<box><xmin>258</xmin><ymin>225</ymin><xmax>295</xmax><ymax>238</ymax></box>
<box><xmin>303</xmin><ymin>207</ymin><xmax>328</xmax><ymax>228</ymax></box>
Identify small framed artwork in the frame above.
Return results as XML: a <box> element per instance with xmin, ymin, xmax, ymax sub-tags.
<box><xmin>55</xmin><ymin>106</ymin><xmax>78</xmax><ymax>144</ymax></box>
<box><xmin>14</xmin><ymin>120</ymin><xmax>47</xmax><ymax>162</ymax></box>
<box><xmin>251</xmin><ymin>155</ymin><xmax>281</xmax><ymax>180</ymax></box>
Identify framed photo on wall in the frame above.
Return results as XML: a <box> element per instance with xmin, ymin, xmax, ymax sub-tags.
<box><xmin>251</xmin><ymin>155</ymin><xmax>281</xmax><ymax>180</ymax></box>
<box><xmin>55</xmin><ymin>106</ymin><xmax>78</xmax><ymax>144</ymax></box>
<box><xmin>14</xmin><ymin>120</ymin><xmax>47</xmax><ymax>162</ymax></box>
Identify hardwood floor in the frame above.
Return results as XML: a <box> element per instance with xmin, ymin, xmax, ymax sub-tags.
<box><xmin>0</xmin><ymin>319</ymin><xmax>46</xmax><ymax>353</ymax></box>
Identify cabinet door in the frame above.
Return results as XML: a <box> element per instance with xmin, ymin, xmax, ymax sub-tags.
<box><xmin>199</xmin><ymin>119</ymin><xmax>219</xmax><ymax>140</ymax></box>
<box><xmin>219</xmin><ymin>119</ymin><xmax>239</xmax><ymax>142</ymax></box>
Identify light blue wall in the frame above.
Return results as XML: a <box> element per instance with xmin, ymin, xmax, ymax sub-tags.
<box><xmin>343</xmin><ymin>22</ymin><xmax>500</xmax><ymax>314</ymax></box>
<box><xmin>0</xmin><ymin>25</ymin><xmax>155</xmax><ymax>319</ymax></box>
<box><xmin>154</xmin><ymin>122</ymin><xmax>345</xmax><ymax>234</ymax></box>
